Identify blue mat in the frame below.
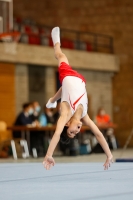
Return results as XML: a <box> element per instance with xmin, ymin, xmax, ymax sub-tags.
<box><xmin>116</xmin><ymin>158</ymin><xmax>133</xmax><ymax>162</ymax></box>
<box><xmin>0</xmin><ymin>162</ymin><xmax>133</xmax><ymax>200</ymax></box>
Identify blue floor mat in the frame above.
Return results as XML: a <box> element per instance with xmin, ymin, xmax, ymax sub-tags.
<box><xmin>0</xmin><ymin>162</ymin><xmax>133</xmax><ymax>200</ymax></box>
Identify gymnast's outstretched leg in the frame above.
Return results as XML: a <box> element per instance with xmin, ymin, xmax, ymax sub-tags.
<box><xmin>46</xmin><ymin>27</ymin><xmax>69</xmax><ymax>108</ymax></box>
<box><xmin>51</xmin><ymin>27</ymin><xmax>69</xmax><ymax>65</ymax></box>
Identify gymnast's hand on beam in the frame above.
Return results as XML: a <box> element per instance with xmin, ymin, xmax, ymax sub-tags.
<box><xmin>43</xmin><ymin>155</ymin><xmax>55</xmax><ymax>170</ymax></box>
<box><xmin>103</xmin><ymin>155</ymin><xmax>113</xmax><ymax>170</ymax></box>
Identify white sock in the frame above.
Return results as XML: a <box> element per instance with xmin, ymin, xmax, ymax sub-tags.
<box><xmin>51</xmin><ymin>27</ymin><xmax>60</xmax><ymax>46</ymax></box>
<box><xmin>46</xmin><ymin>98</ymin><xmax>57</xmax><ymax>108</ymax></box>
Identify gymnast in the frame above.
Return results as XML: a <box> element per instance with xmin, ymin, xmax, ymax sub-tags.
<box><xmin>43</xmin><ymin>27</ymin><xmax>113</xmax><ymax>170</ymax></box>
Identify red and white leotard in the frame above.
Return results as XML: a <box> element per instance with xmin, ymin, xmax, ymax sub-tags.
<box><xmin>59</xmin><ymin>62</ymin><xmax>88</xmax><ymax>118</ymax></box>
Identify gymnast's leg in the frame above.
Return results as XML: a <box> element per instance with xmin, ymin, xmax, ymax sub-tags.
<box><xmin>51</xmin><ymin>27</ymin><xmax>69</xmax><ymax>65</ymax></box>
<box><xmin>46</xmin><ymin>27</ymin><xmax>68</xmax><ymax>108</ymax></box>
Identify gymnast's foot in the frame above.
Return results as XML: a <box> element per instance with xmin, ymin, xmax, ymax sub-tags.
<box><xmin>51</xmin><ymin>27</ymin><xmax>60</xmax><ymax>46</ymax></box>
<box><xmin>46</xmin><ymin>98</ymin><xmax>57</xmax><ymax>108</ymax></box>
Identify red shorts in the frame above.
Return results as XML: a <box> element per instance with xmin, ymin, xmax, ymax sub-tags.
<box><xmin>58</xmin><ymin>62</ymin><xmax>86</xmax><ymax>84</ymax></box>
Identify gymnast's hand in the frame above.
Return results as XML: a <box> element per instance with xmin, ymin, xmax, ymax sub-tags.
<box><xmin>103</xmin><ymin>155</ymin><xmax>113</xmax><ymax>170</ymax></box>
<box><xmin>43</xmin><ymin>155</ymin><xmax>55</xmax><ymax>170</ymax></box>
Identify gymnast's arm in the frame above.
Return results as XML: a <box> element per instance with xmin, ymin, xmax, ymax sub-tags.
<box><xmin>43</xmin><ymin>103</ymin><xmax>71</xmax><ymax>169</ymax></box>
<box><xmin>46</xmin><ymin>113</ymin><xmax>68</xmax><ymax>157</ymax></box>
<box><xmin>81</xmin><ymin>114</ymin><xmax>113</xmax><ymax>169</ymax></box>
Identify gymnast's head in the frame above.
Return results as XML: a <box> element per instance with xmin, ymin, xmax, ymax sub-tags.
<box><xmin>66</xmin><ymin>118</ymin><xmax>82</xmax><ymax>138</ymax></box>
<box><xmin>60</xmin><ymin>118</ymin><xmax>82</xmax><ymax>144</ymax></box>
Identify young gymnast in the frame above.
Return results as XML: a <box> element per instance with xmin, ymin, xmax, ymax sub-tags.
<box><xmin>43</xmin><ymin>27</ymin><xmax>113</xmax><ymax>170</ymax></box>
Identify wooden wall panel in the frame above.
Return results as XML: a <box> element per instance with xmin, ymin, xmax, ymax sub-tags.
<box><xmin>0</xmin><ymin>63</ymin><xmax>15</xmax><ymax>126</ymax></box>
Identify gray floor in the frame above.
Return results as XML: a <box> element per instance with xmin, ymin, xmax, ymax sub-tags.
<box><xmin>0</xmin><ymin>162</ymin><xmax>133</xmax><ymax>200</ymax></box>
<box><xmin>0</xmin><ymin>148</ymin><xmax>133</xmax><ymax>163</ymax></box>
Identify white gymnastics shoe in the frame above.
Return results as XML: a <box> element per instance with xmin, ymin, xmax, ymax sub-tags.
<box><xmin>51</xmin><ymin>27</ymin><xmax>60</xmax><ymax>46</ymax></box>
<box><xmin>46</xmin><ymin>98</ymin><xmax>57</xmax><ymax>108</ymax></box>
